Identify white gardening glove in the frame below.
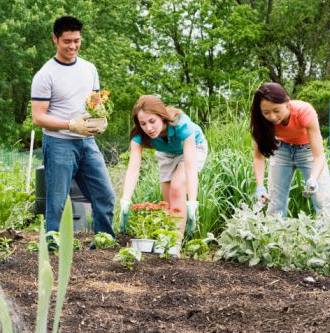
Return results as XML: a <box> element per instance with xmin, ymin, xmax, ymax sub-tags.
<box><xmin>186</xmin><ymin>200</ymin><xmax>198</xmax><ymax>235</ymax></box>
<box><xmin>119</xmin><ymin>198</ymin><xmax>131</xmax><ymax>233</ymax></box>
<box><xmin>303</xmin><ymin>177</ymin><xmax>318</xmax><ymax>197</ymax></box>
<box><xmin>68</xmin><ymin>116</ymin><xmax>98</xmax><ymax>136</ymax></box>
<box><xmin>255</xmin><ymin>185</ymin><xmax>269</xmax><ymax>203</ymax></box>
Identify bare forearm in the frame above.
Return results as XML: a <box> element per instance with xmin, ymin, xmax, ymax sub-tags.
<box><xmin>185</xmin><ymin>162</ymin><xmax>198</xmax><ymax>201</ymax></box>
<box><xmin>311</xmin><ymin>155</ymin><xmax>326</xmax><ymax>180</ymax></box>
<box><xmin>253</xmin><ymin>157</ymin><xmax>265</xmax><ymax>186</ymax></box>
<box><xmin>122</xmin><ymin>162</ymin><xmax>141</xmax><ymax>201</ymax></box>
<box><xmin>33</xmin><ymin>113</ymin><xmax>69</xmax><ymax>130</ymax></box>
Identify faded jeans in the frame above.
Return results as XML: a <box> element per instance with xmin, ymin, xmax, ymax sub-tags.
<box><xmin>43</xmin><ymin>134</ymin><xmax>116</xmax><ymax>236</ymax></box>
<box><xmin>268</xmin><ymin>141</ymin><xmax>330</xmax><ymax>217</ymax></box>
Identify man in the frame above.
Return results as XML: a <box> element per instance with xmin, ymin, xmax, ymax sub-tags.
<box><xmin>31</xmin><ymin>16</ymin><xmax>116</xmax><ymax>246</ymax></box>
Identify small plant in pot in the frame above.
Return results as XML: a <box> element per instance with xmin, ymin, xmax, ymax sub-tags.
<box><xmin>127</xmin><ymin>201</ymin><xmax>179</xmax><ymax>253</ymax></box>
<box><xmin>153</xmin><ymin>229</ymin><xmax>179</xmax><ymax>259</ymax></box>
<box><xmin>85</xmin><ymin>89</ymin><xmax>113</xmax><ymax>133</ymax></box>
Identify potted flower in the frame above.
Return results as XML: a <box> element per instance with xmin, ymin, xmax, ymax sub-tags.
<box><xmin>85</xmin><ymin>89</ymin><xmax>113</xmax><ymax>133</ymax></box>
<box><xmin>127</xmin><ymin>201</ymin><xmax>178</xmax><ymax>253</ymax></box>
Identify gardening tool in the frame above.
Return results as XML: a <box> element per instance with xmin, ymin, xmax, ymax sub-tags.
<box><xmin>186</xmin><ymin>201</ymin><xmax>198</xmax><ymax>235</ymax></box>
<box><xmin>25</xmin><ymin>130</ymin><xmax>35</xmax><ymax>193</ymax></box>
<box><xmin>119</xmin><ymin>198</ymin><xmax>131</xmax><ymax>233</ymax></box>
<box><xmin>302</xmin><ymin>177</ymin><xmax>318</xmax><ymax>197</ymax></box>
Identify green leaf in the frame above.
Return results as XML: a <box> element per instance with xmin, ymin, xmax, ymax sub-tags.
<box><xmin>52</xmin><ymin>197</ymin><xmax>74</xmax><ymax>333</ymax></box>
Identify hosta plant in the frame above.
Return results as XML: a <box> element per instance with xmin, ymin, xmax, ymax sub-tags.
<box><xmin>113</xmin><ymin>247</ymin><xmax>142</xmax><ymax>270</ymax></box>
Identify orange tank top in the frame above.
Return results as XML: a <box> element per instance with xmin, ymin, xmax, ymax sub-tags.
<box><xmin>275</xmin><ymin>100</ymin><xmax>317</xmax><ymax>144</ymax></box>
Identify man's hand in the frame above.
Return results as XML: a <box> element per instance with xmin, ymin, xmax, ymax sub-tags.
<box><xmin>303</xmin><ymin>177</ymin><xmax>318</xmax><ymax>197</ymax></box>
<box><xmin>68</xmin><ymin>116</ymin><xmax>98</xmax><ymax>136</ymax></box>
<box><xmin>255</xmin><ymin>185</ymin><xmax>269</xmax><ymax>203</ymax></box>
<box><xmin>119</xmin><ymin>198</ymin><xmax>131</xmax><ymax>233</ymax></box>
<box><xmin>186</xmin><ymin>200</ymin><xmax>198</xmax><ymax>235</ymax></box>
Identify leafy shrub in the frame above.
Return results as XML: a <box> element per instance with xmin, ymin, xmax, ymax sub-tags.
<box><xmin>217</xmin><ymin>205</ymin><xmax>330</xmax><ymax>274</ymax></box>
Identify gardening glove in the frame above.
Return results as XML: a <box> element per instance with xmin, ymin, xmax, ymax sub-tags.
<box><xmin>186</xmin><ymin>200</ymin><xmax>198</xmax><ymax>235</ymax></box>
<box><xmin>303</xmin><ymin>177</ymin><xmax>318</xmax><ymax>197</ymax></box>
<box><xmin>68</xmin><ymin>116</ymin><xmax>98</xmax><ymax>136</ymax></box>
<box><xmin>255</xmin><ymin>185</ymin><xmax>269</xmax><ymax>203</ymax></box>
<box><xmin>119</xmin><ymin>198</ymin><xmax>131</xmax><ymax>233</ymax></box>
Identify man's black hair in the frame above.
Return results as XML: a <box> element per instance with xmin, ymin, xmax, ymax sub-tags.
<box><xmin>53</xmin><ymin>16</ymin><xmax>83</xmax><ymax>38</ymax></box>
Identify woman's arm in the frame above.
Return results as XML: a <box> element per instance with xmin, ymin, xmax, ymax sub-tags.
<box><xmin>122</xmin><ymin>141</ymin><xmax>143</xmax><ymax>201</ymax></box>
<box><xmin>306</xmin><ymin>117</ymin><xmax>326</xmax><ymax>180</ymax></box>
<box><xmin>253</xmin><ymin>142</ymin><xmax>266</xmax><ymax>187</ymax></box>
<box><xmin>183</xmin><ymin>135</ymin><xmax>198</xmax><ymax>201</ymax></box>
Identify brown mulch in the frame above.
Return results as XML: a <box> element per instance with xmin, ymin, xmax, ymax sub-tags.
<box><xmin>1</xmin><ymin>233</ymin><xmax>330</xmax><ymax>333</ymax></box>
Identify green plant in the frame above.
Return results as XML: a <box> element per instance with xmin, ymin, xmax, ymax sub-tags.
<box><xmin>216</xmin><ymin>205</ymin><xmax>330</xmax><ymax>274</ymax></box>
<box><xmin>93</xmin><ymin>232</ymin><xmax>118</xmax><ymax>249</ymax></box>
<box><xmin>0</xmin><ymin>197</ymin><xmax>74</xmax><ymax>333</ymax></box>
<box><xmin>184</xmin><ymin>239</ymin><xmax>209</xmax><ymax>260</ymax></box>
<box><xmin>0</xmin><ymin>237</ymin><xmax>14</xmax><ymax>261</ymax></box>
<box><xmin>153</xmin><ymin>229</ymin><xmax>178</xmax><ymax>259</ymax></box>
<box><xmin>26</xmin><ymin>240</ymin><xmax>39</xmax><ymax>253</ymax></box>
<box><xmin>127</xmin><ymin>202</ymin><xmax>178</xmax><ymax>239</ymax></box>
<box><xmin>113</xmin><ymin>247</ymin><xmax>142</xmax><ymax>270</ymax></box>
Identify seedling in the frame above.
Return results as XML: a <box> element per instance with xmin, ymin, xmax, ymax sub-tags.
<box><xmin>153</xmin><ymin>229</ymin><xmax>178</xmax><ymax>259</ymax></box>
<box><xmin>113</xmin><ymin>247</ymin><xmax>142</xmax><ymax>270</ymax></box>
<box><xmin>93</xmin><ymin>232</ymin><xmax>118</xmax><ymax>249</ymax></box>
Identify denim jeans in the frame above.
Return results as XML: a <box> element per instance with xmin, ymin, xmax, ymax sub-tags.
<box><xmin>268</xmin><ymin>141</ymin><xmax>330</xmax><ymax>216</ymax></box>
<box><xmin>42</xmin><ymin>134</ymin><xmax>116</xmax><ymax>236</ymax></box>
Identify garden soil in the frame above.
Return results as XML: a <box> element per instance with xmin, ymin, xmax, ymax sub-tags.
<box><xmin>1</xmin><ymin>232</ymin><xmax>330</xmax><ymax>333</ymax></box>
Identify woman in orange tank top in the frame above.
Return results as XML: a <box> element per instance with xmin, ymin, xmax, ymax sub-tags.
<box><xmin>250</xmin><ymin>82</ymin><xmax>330</xmax><ymax>216</ymax></box>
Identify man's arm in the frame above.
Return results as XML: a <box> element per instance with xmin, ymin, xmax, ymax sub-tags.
<box><xmin>32</xmin><ymin>100</ymin><xmax>69</xmax><ymax>130</ymax></box>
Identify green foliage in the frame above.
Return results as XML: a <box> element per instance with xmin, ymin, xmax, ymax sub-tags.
<box><xmin>0</xmin><ymin>287</ymin><xmax>13</xmax><ymax>333</ymax></box>
<box><xmin>113</xmin><ymin>247</ymin><xmax>142</xmax><ymax>270</ymax></box>
<box><xmin>93</xmin><ymin>232</ymin><xmax>118</xmax><ymax>249</ymax></box>
<box><xmin>0</xmin><ymin>237</ymin><xmax>14</xmax><ymax>261</ymax></box>
<box><xmin>127</xmin><ymin>207</ymin><xmax>178</xmax><ymax>239</ymax></box>
<box><xmin>35</xmin><ymin>196</ymin><xmax>74</xmax><ymax>333</ymax></box>
<box><xmin>184</xmin><ymin>238</ymin><xmax>209</xmax><ymax>260</ymax></box>
<box><xmin>296</xmin><ymin>80</ymin><xmax>330</xmax><ymax>138</ymax></box>
<box><xmin>217</xmin><ymin>206</ymin><xmax>330</xmax><ymax>275</ymax></box>
<box><xmin>153</xmin><ymin>229</ymin><xmax>178</xmax><ymax>258</ymax></box>
<box><xmin>0</xmin><ymin>164</ymin><xmax>35</xmax><ymax>229</ymax></box>
<box><xmin>26</xmin><ymin>240</ymin><xmax>39</xmax><ymax>253</ymax></box>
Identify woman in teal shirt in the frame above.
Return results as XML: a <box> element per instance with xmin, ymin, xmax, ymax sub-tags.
<box><xmin>120</xmin><ymin>95</ymin><xmax>208</xmax><ymax>255</ymax></box>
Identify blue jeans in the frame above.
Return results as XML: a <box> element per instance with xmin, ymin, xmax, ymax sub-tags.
<box><xmin>42</xmin><ymin>134</ymin><xmax>116</xmax><ymax>236</ymax></box>
<box><xmin>268</xmin><ymin>141</ymin><xmax>330</xmax><ymax>216</ymax></box>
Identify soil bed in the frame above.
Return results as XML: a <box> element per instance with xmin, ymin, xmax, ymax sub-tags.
<box><xmin>1</xmin><ymin>233</ymin><xmax>330</xmax><ymax>333</ymax></box>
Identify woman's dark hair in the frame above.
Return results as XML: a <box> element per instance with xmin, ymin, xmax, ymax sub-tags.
<box><xmin>250</xmin><ymin>82</ymin><xmax>290</xmax><ymax>157</ymax></box>
<box><xmin>53</xmin><ymin>16</ymin><xmax>83</xmax><ymax>38</ymax></box>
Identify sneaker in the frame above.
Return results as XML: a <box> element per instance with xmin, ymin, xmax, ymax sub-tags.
<box><xmin>89</xmin><ymin>241</ymin><xmax>96</xmax><ymax>250</ymax></box>
<box><xmin>46</xmin><ymin>236</ymin><xmax>59</xmax><ymax>253</ymax></box>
